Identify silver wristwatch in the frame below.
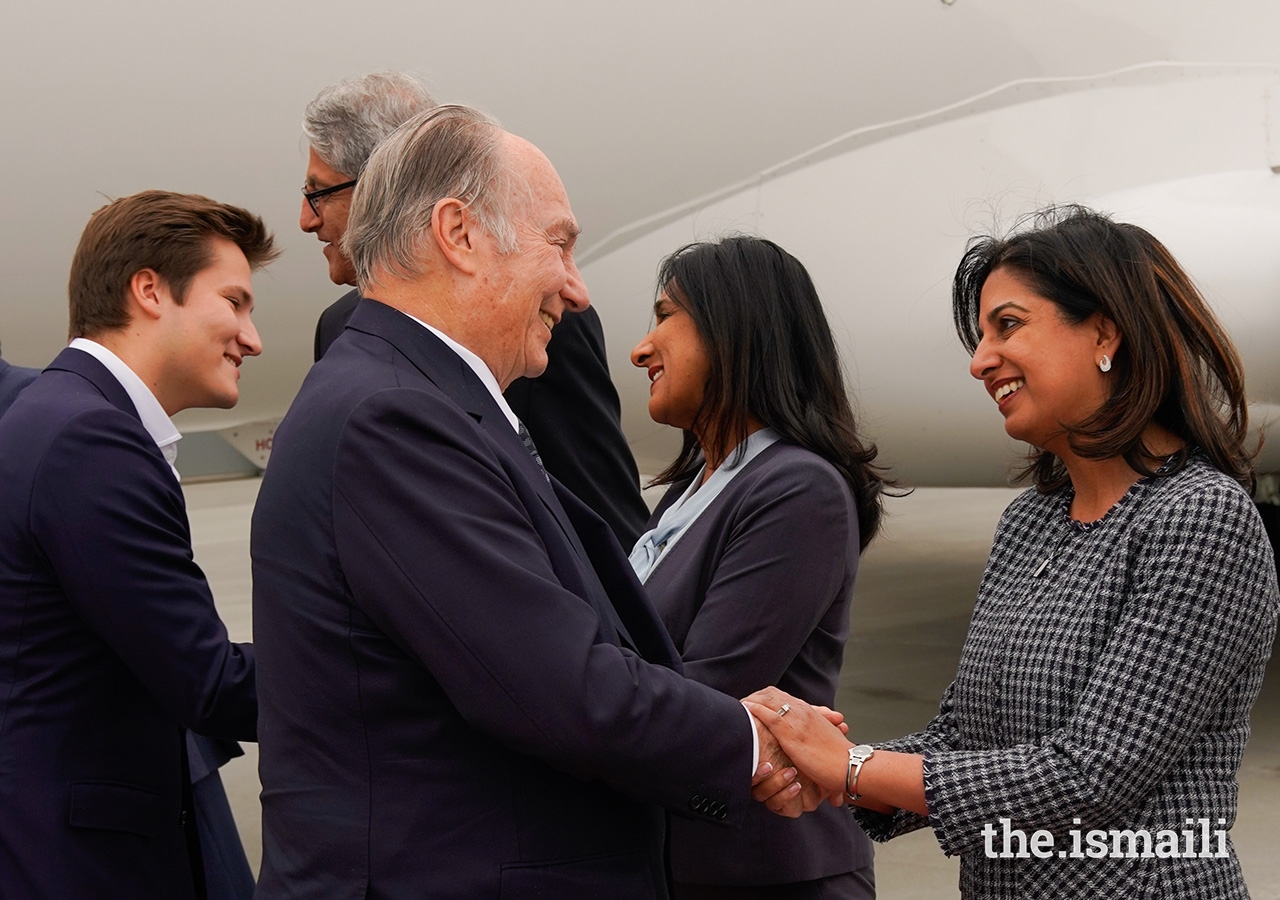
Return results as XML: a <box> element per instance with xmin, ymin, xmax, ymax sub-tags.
<box><xmin>846</xmin><ymin>744</ymin><xmax>875</xmax><ymax>802</ymax></box>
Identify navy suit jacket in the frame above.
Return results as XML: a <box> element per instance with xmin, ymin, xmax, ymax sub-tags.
<box><xmin>0</xmin><ymin>348</ymin><xmax>257</xmax><ymax>899</ymax></box>
<box><xmin>315</xmin><ymin>289</ymin><xmax>650</xmax><ymax>548</ymax></box>
<box><xmin>254</xmin><ymin>298</ymin><xmax>752</xmax><ymax>900</ymax></box>
<box><xmin>0</xmin><ymin>356</ymin><xmax>40</xmax><ymax>416</ymax></box>
<box><xmin>645</xmin><ymin>443</ymin><xmax>874</xmax><ymax>888</ymax></box>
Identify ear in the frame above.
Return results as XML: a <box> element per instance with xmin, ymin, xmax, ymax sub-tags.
<box><xmin>431</xmin><ymin>197</ymin><xmax>481</xmax><ymax>275</ymax></box>
<box><xmin>1093</xmin><ymin>312</ymin><xmax>1121</xmax><ymax>356</ymax></box>
<box><xmin>127</xmin><ymin>269</ymin><xmax>169</xmax><ymax>323</ymax></box>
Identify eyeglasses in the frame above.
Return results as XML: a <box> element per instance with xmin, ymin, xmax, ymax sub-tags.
<box><xmin>302</xmin><ymin>179</ymin><xmax>358</xmax><ymax>216</ymax></box>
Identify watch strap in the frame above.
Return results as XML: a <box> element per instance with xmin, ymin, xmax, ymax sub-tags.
<box><xmin>846</xmin><ymin>744</ymin><xmax>875</xmax><ymax>802</ymax></box>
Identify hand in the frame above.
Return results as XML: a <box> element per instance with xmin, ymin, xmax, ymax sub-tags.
<box><xmin>748</xmin><ymin>695</ymin><xmax>847</xmax><ymax>777</ymax></box>
<box><xmin>743</xmin><ymin>689</ymin><xmax>849</xmax><ymax>734</ymax></box>
<box><xmin>744</xmin><ymin>687</ymin><xmax>855</xmax><ymax>811</ymax></box>
<box><xmin>749</xmin><ymin>711</ymin><xmax>833</xmax><ymax>817</ymax></box>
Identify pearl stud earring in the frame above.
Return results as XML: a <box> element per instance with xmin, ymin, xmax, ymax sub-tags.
<box><xmin>1099</xmin><ymin>354</ymin><xmax>1112</xmax><ymax>373</ymax></box>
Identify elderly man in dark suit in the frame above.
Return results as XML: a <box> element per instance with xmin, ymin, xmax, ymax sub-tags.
<box><xmin>253</xmin><ymin>106</ymin><xmax>822</xmax><ymax>899</ymax></box>
<box><xmin>300</xmin><ymin>71</ymin><xmax>650</xmax><ymax>547</ymax></box>
<box><xmin>0</xmin><ymin>342</ymin><xmax>39</xmax><ymax>414</ymax></box>
<box><xmin>0</xmin><ymin>191</ymin><xmax>274</xmax><ymax>899</ymax></box>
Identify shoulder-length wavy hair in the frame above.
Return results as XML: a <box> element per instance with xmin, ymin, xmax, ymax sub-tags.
<box><xmin>651</xmin><ymin>235</ymin><xmax>888</xmax><ymax>550</ymax></box>
<box><xmin>952</xmin><ymin>205</ymin><xmax>1254</xmax><ymax>491</ymax></box>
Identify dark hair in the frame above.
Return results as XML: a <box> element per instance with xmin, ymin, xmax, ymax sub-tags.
<box><xmin>952</xmin><ymin>204</ymin><xmax>1253</xmax><ymax>491</ymax></box>
<box><xmin>652</xmin><ymin>235</ymin><xmax>888</xmax><ymax>550</ymax></box>
<box><xmin>69</xmin><ymin>190</ymin><xmax>279</xmax><ymax>338</ymax></box>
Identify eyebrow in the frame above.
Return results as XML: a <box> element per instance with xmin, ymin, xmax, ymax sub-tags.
<box><xmin>985</xmin><ymin>301</ymin><xmax>1029</xmax><ymax>322</ymax></box>
<box><xmin>550</xmin><ymin>218</ymin><xmax>581</xmax><ymax>241</ymax></box>
<box><xmin>975</xmin><ymin>301</ymin><xmax>1028</xmax><ymax>339</ymax></box>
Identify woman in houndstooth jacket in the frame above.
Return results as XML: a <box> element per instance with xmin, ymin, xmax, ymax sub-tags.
<box><xmin>746</xmin><ymin>206</ymin><xmax>1280</xmax><ymax>899</ymax></box>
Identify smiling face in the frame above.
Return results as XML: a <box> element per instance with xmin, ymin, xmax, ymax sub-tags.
<box><xmin>970</xmin><ymin>267</ymin><xmax>1116</xmax><ymax>457</ymax></box>
<box><xmin>155</xmin><ymin>237</ymin><xmax>262</xmax><ymax>414</ymax></box>
<box><xmin>467</xmin><ymin>136</ymin><xmax>589</xmax><ymax>388</ymax></box>
<box><xmin>301</xmin><ymin>146</ymin><xmax>358</xmax><ymax>286</ymax></box>
<box><xmin>630</xmin><ymin>288</ymin><xmax>711</xmax><ymax>433</ymax></box>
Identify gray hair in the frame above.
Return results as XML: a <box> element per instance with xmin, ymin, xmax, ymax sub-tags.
<box><xmin>302</xmin><ymin>71</ymin><xmax>436</xmax><ymax>178</ymax></box>
<box><xmin>344</xmin><ymin>105</ymin><xmax>523</xmax><ymax>290</ymax></box>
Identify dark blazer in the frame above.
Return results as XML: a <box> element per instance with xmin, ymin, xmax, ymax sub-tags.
<box><xmin>0</xmin><ymin>356</ymin><xmax>40</xmax><ymax>415</ymax></box>
<box><xmin>315</xmin><ymin>289</ymin><xmax>650</xmax><ymax>548</ymax></box>
<box><xmin>312</xmin><ymin>288</ymin><xmax>361</xmax><ymax>361</ymax></box>
<box><xmin>255</xmin><ymin>298</ymin><xmax>754</xmax><ymax>900</ymax></box>
<box><xmin>0</xmin><ymin>348</ymin><xmax>257</xmax><ymax>900</ymax></box>
<box><xmin>644</xmin><ymin>442</ymin><xmax>875</xmax><ymax>888</ymax></box>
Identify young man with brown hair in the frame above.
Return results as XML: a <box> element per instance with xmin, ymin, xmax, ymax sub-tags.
<box><xmin>0</xmin><ymin>190</ymin><xmax>277</xmax><ymax>899</ymax></box>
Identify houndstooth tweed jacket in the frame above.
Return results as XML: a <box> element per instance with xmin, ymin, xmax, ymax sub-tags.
<box><xmin>855</xmin><ymin>453</ymin><xmax>1279</xmax><ymax>899</ymax></box>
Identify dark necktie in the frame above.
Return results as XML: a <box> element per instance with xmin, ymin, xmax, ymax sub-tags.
<box><xmin>517</xmin><ymin>420</ymin><xmax>549</xmax><ymax>482</ymax></box>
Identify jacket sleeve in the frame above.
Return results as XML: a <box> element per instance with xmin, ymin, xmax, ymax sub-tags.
<box><xmin>30</xmin><ymin>407</ymin><xmax>256</xmax><ymax>740</ymax></box>
<box><xmin>852</xmin><ymin>679</ymin><xmax>964</xmax><ymax>841</ymax></box>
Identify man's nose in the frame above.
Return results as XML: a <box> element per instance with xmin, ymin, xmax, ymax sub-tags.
<box><xmin>300</xmin><ymin>197</ymin><xmax>321</xmax><ymax>233</ymax></box>
<box><xmin>240</xmin><ymin>318</ymin><xmax>264</xmax><ymax>357</ymax></box>
<box><xmin>561</xmin><ymin>259</ymin><xmax>589</xmax><ymax>312</ymax></box>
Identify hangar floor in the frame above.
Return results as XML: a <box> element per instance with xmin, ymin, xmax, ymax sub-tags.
<box><xmin>190</xmin><ymin>479</ymin><xmax>1280</xmax><ymax>899</ymax></box>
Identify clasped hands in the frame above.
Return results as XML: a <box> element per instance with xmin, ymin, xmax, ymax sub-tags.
<box><xmin>745</xmin><ymin>686</ymin><xmax>857</xmax><ymax>819</ymax></box>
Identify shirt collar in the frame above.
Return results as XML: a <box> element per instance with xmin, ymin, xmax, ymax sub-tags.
<box><xmin>399</xmin><ymin>311</ymin><xmax>521</xmax><ymax>433</ymax></box>
<box><xmin>68</xmin><ymin>338</ymin><xmax>182</xmax><ymax>479</ymax></box>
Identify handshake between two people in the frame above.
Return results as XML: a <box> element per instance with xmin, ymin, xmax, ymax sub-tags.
<box><xmin>744</xmin><ymin>685</ymin><xmax>926</xmax><ymax>820</ymax></box>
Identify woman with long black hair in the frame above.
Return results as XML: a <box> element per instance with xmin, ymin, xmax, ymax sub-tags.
<box><xmin>629</xmin><ymin>235</ymin><xmax>886</xmax><ymax>899</ymax></box>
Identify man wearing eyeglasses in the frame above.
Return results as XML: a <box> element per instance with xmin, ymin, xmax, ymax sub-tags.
<box><xmin>300</xmin><ymin>72</ymin><xmax>650</xmax><ymax>548</ymax></box>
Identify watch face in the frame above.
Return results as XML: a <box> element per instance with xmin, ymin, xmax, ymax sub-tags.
<box><xmin>852</xmin><ymin>745</ymin><xmax>874</xmax><ymax>761</ymax></box>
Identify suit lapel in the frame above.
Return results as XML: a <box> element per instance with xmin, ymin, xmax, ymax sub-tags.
<box><xmin>345</xmin><ymin>299</ymin><xmax>638</xmax><ymax>652</ymax></box>
<box><xmin>346</xmin><ymin>299</ymin><xmax>488</xmax><ymax>418</ymax></box>
<box><xmin>347</xmin><ymin>299</ymin><xmax>566</xmax><ymax>517</ymax></box>
<box><xmin>472</xmin><ymin>407</ymin><xmax>639</xmax><ymax>653</ymax></box>
<box><xmin>48</xmin><ymin>347</ymin><xmax>144</xmax><ymax>423</ymax></box>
